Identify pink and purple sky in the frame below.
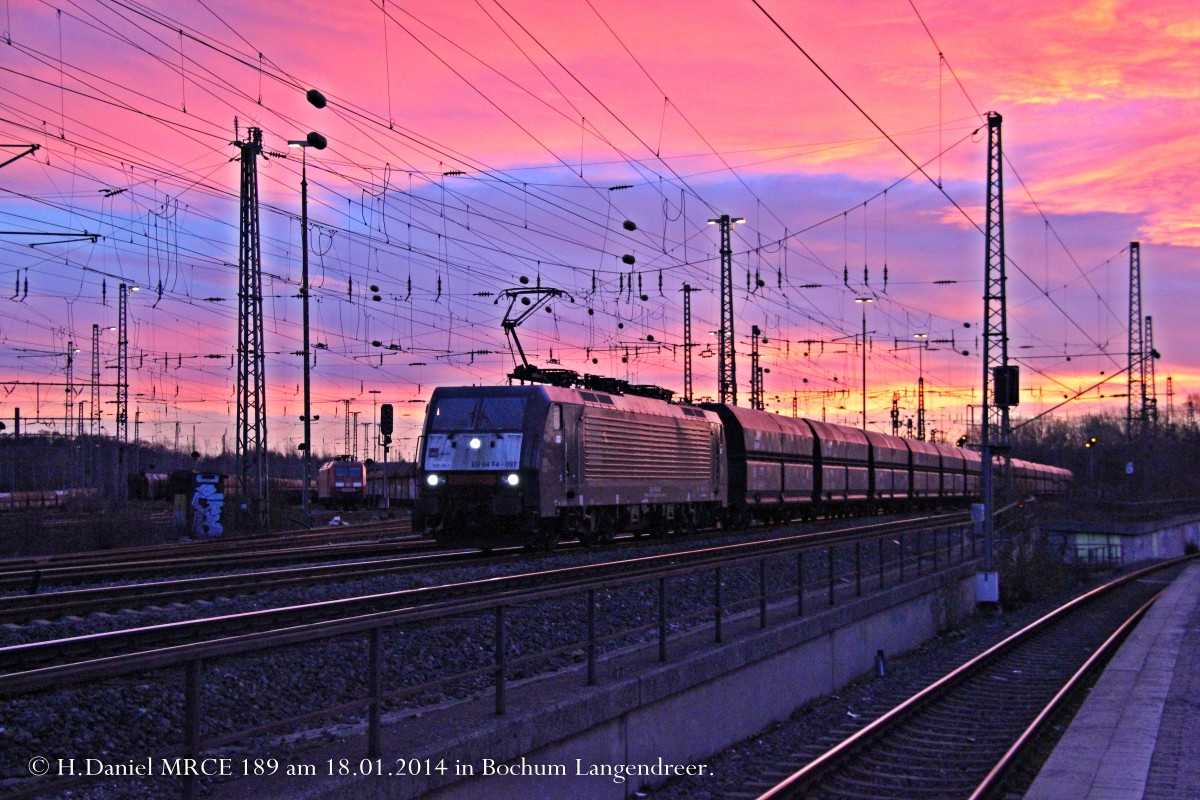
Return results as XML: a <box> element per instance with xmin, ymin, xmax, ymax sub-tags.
<box><xmin>0</xmin><ymin>0</ymin><xmax>1197</xmax><ymax>459</ymax></box>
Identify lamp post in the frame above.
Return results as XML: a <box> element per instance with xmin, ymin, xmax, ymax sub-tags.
<box><xmin>288</xmin><ymin>130</ymin><xmax>327</xmax><ymax>524</ymax></box>
<box><xmin>855</xmin><ymin>297</ymin><xmax>873</xmax><ymax>430</ymax></box>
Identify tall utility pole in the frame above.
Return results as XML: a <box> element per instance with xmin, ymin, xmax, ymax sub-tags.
<box><xmin>750</xmin><ymin>325</ymin><xmax>763</xmax><ymax>411</ymax></box>
<box><xmin>64</xmin><ymin>340</ymin><xmax>74</xmax><ymax>437</ymax></box>
<box><xmin>979</xmin><ymin>111</ymin><xmax>1013</xmax><ymax>604</ymax></box>
<box><xmin>1166</xmin><ymin>376</ymin><xmax>1174</xmax><ymax>424</ymax></box>
<box><xmin>342</xmin><ymin>399</ymin><xmax>353</xmax><ymax>457</ymax></box>
<box><xmin>289</xmin><ymin>124</ymin><xmax>328</xmax><ymax>525</ymax></box>
<box><xmin>91</xmin><ymin>324</ymin><xmax>101</xmax><ymax>438</ymax></box>
<box><xmin>917</xmin><ymin>377</ymin><xmax>926</xmax><ymax>440</ymax></box>
<box><xmin>116</xmin><ymin>283</ymin><xmax>130</xmax><ymax>498</ymax></box>
<box><xmin>1145</xmin><ymin>315</ymin><xmax>1157</xmax><ymax>431</ymax></box>
<box><xmin>682</xmin><ymin>284</ymin><xmax>700</xmax><ymax>403</ymax></box>
<box><xmin>855</xmin><ymin>297</ymin><xmax>873</xmax><ymax>430</ymax></box>
<box><xmin>359</xmin><ymin>421</ymin><xmax>371</xmax><ymax>461</ymax></box>
<box><xmin>116</xmin><ymin>283</ymin><xmax>129</xmax><ymax>444</ymax></box>
<box><xmin>235</xmin><ymin>126</ymin><xmax>269</xmax><ymax>531</ymax></box>
<box><xmin>912</xmin><ymin>332</ymin><xmax>928</xmax><ymax>441</ymax></box>
<box><xmin>1127</xmin><ymin>241</ymin><xmax>1145</xmax><ymax>440</ymax></box>
<box><xmin>709</xmin><ymin>214</ymin><xmax>743</xmax><ymax>405</ymax></box>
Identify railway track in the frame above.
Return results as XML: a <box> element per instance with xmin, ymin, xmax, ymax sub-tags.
<box><xmin>0</xmin><ymin>517</ymin><xmax>417</xmax><ymax>593</ymax></box>
<box><xmin>754</xmin><ymin>558</ymin><xmax>1187</xmax><ymax>800</ymax></box>
<box><xmin>0</xmin><ymin>547</ymin><xmax>478</xmax><ymax>624</ymax></box>
<box><xmin>0</xmin><ymin>509</ymin><xmax>968</xmax><ymax>624</ymax></box>
<box><xmin>1</xmin><ymin>512</ymin><xmax>966</xmax><ymax>672</ymax></box>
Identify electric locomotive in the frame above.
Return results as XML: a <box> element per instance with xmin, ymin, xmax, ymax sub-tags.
<box><xmin>316</xmin><ymin>460</ymin><xmax>367</xmax><ymax>505</ymax></box>
<box><xmin>415</xmin><ymin>383</ymin><xmax>725</xmax><ymax>549</ymax></box>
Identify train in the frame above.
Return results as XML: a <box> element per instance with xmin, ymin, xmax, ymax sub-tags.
<box><xmin>413</xmin><ymin>382</ymin><xmax>1071</xmax><ymax>549</ymax></box>
<box><xmin>316</xmin><ymin>460</ymin><xmax>368</xmax><ymax>505</ymax></box>
<box><xmin>0</xmin><ymin>487</ymin><xmax>99</xmax><ymax>511</ymax></box>
<box><xmin>366</xmin><ymin>461</ymin><xmax>418</xmax><ymax>506</ymax></box>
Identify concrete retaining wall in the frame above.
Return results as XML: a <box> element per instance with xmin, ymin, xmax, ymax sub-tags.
<box><xmin>418</xmin><ymin>568</ymin><xmax>978</xmax><ymax>800</ymax></box>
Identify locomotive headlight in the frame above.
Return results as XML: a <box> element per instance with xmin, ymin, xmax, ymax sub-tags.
<box><xmin>469</xmin><ymin>437</ymin><xmax>482</xmax><ymax>449</ymax></box>
<box><xmin>426</xmin><ymin>473</ymin><xmax>441</xmax><ymax>487</ymax></box>
<box><xmin>505</xmin><ymin>473</ymin><xmax>520</xmax><ymax>487</ymax></box>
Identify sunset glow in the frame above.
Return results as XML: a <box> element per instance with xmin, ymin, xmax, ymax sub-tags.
<box><xmin>0</xmin><ymin>0</ymin><xmax>1197</xmax><ymax>459</ymax></box>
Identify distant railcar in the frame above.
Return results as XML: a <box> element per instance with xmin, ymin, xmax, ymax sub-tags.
<box><xmin>366</xmin><ymin>461</ymin><xmax>417</xmax><ymax>505</ymax></box>
<box><xmin>127</xmin><ymin>472</ymin><xmax>170</xmax><ymax>501</ymax></box>
<box><xmin>0</xmin><ymin>487</ymin><xmax>99</xmax><ymax>511</ymax></box>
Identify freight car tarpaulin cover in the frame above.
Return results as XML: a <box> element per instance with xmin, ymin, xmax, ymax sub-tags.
<box><xmin>171</xmin><ymin>470</ymin><xmax>226</xmax><ymax>537</ymax></box>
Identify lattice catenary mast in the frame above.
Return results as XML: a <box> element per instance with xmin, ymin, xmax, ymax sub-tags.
<box><xmin>1145</xmin><ymin>315</ymin><xmax>1157</xmax><ymax>431</ymax></box>
<box><xmin>978</xmin><ymin>111</ymin><xmax>1015</xmax><ymax>603</ymax></box>
<box><xmin>750</xmin><ymin>324</ymin><xmax>764</xmax><ymax>411</ymax></box>
<box><xmin>91</xmin><ymin>323</ymin><xmax>100</xmax><ymax>438</ymax></box>
<box><xmin>235</xmin><ymin>126</ymin><xmax>269</xmax><ymax>529</ymax></box>
<box><xmin>1126</xmin><ymin>241</ymin><xmax>1146</xmax><ymax>439</ymax></box>
<box><xmin>682</xmin><ymin>284</ymin><xmax>700</xmax><ymax>404</ymax></box>
<box><xmin>710</xmin><ymin>214</ymin><xmax>743</xmax><ymax>405</ymax></box>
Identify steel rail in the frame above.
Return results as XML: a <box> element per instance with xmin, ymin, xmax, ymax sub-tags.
<box><xmin>0</xmin><ymin>530</ymin><xmax>423</xmax><ymax>592</ymax></box>
<box><xmin>0</xmin><ymin>517</ymin><xmax>414</xmax><ymax>573</ymax></box>
<box><xmin>0</xmin><ymin>510</ymin><xmax>966</xmax><ymax>623</ymax></box>
<box><xmin>754</xmin><ymin>555</ymin><xmax>1192</xmax><ymax>800</ymax></box>
<box><xmin>0</xmin><ymin>546</ymin><xmax>475</xmax><ymax>624</ymax></box>
<box><xmin>1</xmin><ymin>512</ymin><xmax>971</xmax><ymax>685</ymax></box>
<box><xmin>967</xmin><ymin>593</ymin><xmax>1159</xmax><ymax>800</ymax></box>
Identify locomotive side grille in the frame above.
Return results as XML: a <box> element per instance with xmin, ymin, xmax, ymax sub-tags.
<box><xmin>582</xmin><ymin>416</ymin><xmax>712</xmax><ymax>481</ymax></box>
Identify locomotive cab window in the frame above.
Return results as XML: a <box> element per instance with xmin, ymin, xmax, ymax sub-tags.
<box><xmin>551</xmin><ymin>404</ymin><xmax>562</xmax><ymax>431</ymax></box>
<box><xmin>479</xmin><ymin>397</ymin><xmax>526</xmax><ymax>430</ymax></box>
<box><xmin>431</xmin><ymin>398</ymin><xmax>477</xmax><ymax>431</ymax></box>
<box><xmin>430</xmin><ymin>395</ymin><xmax>527</xmax><ymax>431</ymax></box>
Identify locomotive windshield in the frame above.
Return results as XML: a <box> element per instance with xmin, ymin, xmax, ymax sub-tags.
<box><xmin>478</xmin><ymin>397</ymin><xmax>525</xmax><ymax>429</ymax></box>
<box><xmin>430</xmin><ymin>397</ymin><xmax>527</xmax><ymax>432</ymax></box>
<box><xmin>430</xmin><ymin>398</ymin><xmax>476</xmax><ymax>431</ymax></box>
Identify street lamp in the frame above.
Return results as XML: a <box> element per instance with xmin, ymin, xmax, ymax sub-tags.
<box><xmin>854</xmin><ymin>297</ymin><xmax>874</xmax><ymax>430</ymax></box>
<box><xmin>289</xmin><ymin>129</ymin><xmax>327</xmax><ymax>524</ymax></box>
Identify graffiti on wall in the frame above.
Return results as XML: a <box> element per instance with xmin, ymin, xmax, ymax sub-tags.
<box><xmin>191</xmin><ymin>473</ymin><xmax>225</xmax><ymax>537</ymax></box>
